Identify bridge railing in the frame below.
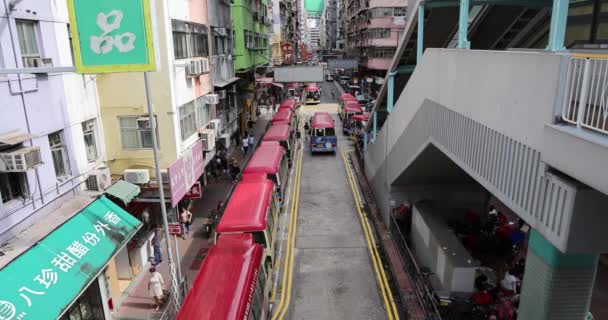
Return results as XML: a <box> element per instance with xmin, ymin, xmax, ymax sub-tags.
<box><xmin>388</xmin><ymin>214</ymin><xmax>442</xmax><ymax>319</ymax></box>
<box><xmin>562</xmin><ymin>56</ymin><xmax>608</xmax><ymax>135</ymax></box>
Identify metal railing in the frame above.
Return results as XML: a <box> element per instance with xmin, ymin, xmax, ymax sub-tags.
<box><xmin>562</xmin><ymin>56</ymin><xmax>608</xmax><ymax>135</ymax></box>
<box><xmin>144</xmin><ymin>276</ymin><xmax>188</xmax><ymax>320</ymax></box>
<box><xmin>388</xmin><ymin>214</ymin><xmax>442</xmax><ymax>319</ymax></box>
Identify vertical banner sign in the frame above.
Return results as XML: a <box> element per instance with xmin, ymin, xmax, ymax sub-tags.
<box><xmin>167</xmin><ymin>141</ymin><xmax>205</xmax><ymax>207</ymax></box>
<box><xmin>67</xmin><ymin>0</ymin><xmax>156</xmax><ymax>73</ymax></box>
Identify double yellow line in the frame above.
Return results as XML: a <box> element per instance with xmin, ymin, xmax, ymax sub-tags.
<box><xmin>342</xmin><ymin>150</ymin><xmax>400</xmax><ymax>320</ymax></box>
<box><xmin>272</xmin><ymin>128</ymin><xmax>304</xmax><ymax>320</ymax></box>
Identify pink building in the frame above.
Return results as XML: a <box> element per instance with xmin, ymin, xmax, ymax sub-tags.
<box><xmin>346</xmin><ymin>0</ymin><xmax>406</xmax><ymax>93</ymax></box>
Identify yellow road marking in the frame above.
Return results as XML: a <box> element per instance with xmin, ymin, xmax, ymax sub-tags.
<box><xmin>573</xmin><ymin>53</ymin><xmax>608</xmax><ymax>59</ymax></box>
<box><xmin>272</xmin><ymin>121</ymin><xmax>304</xmax><ymax>320</ymax></box>
<box><xmin>342</xmin><ymin>151</ymin><xmax>400</xmax><ymax>320</ymax></box>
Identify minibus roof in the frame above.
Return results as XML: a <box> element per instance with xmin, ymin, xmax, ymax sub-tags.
<box><xmin>176</xmin><ymin>233</ymin><xmax>263</xmax><ymax>320</ymax></box>
<box><xmin>263</xmin><ymin>124</ymin><xmax>292</xmax><ymax>141</ymax></box>
<box><xmin>244</xmin><ymin>143</ymin><xmax>286</xmax><ymax>174</ymax></box>
<box><xmin>216</xmin><ymin>177</ymin><xmax>274</xmax><ymax>233</ymax></box>
<box><xmin>311</xmin><ymin>114</ymin><xmax>335</xmax><ymax>129</ymax></box>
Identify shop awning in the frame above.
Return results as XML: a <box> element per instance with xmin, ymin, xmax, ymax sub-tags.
<box><xmin>214</xmin><ymin>77</ymin><xmax>240</xmax><ymax>88</ymax></box>
<box><xmin>255</xmin><ymin>77</ymin><xmax>273</xmax><ymax>83</ymax></box>
<box><xmin>0</xmin><ymin>129</ymin><xmax>35</xmax><ymax>145</ymax></box>
<box><xmin>272</xmin><ymin>83</ymin><xmax>284</xmax><ymax>89</ymax></box>
<box><xmin>105</xmin><ymin>180</ymin><xmax>141</xmax><ymax>205</ymax></box>
<box><xmin>0</xmin><ymin>196</ymin><xmax>142</xmax><ymax>320</ymax></box>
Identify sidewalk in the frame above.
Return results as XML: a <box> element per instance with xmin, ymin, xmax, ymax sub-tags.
<box><xmin>115</xmin><ymin>112</ymin><xmax>271</xmax><ymax>320</ymax></box>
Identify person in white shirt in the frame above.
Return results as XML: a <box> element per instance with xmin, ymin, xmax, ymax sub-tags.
<box><xmin>242</xmin><ymin>136</ymin><xmax>249</xmax><ymax>153</ymax></box>
<box><xmin>500</xmin><ymin>269</ymin><xmax>519</xmax><ymax>294</ymax></box>
<box><xmin>148</xmin><ymin>267</ymin><xmax>165</xmax><ymax>310</ymax></box>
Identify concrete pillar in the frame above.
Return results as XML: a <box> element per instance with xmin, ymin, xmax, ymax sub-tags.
<box><xmin>457</xmin><ymin>0</ymin><xmax>471</xmax><ymax>49</ymax></box>
<box><xmin>547</xmin><ymin>0</ymin><xmax>569</xmax><ymax>51</ymax></box>
<box><xmin>519</xmin><ymin>230</ymin><xmax>598</xmax><ymax>320</ymax></box>
<box><xmin>417</xmin><ymin>4</ymin><xmax>425</xmax><ymax>62</ymax></box>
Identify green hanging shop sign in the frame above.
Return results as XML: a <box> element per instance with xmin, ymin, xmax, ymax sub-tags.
<box><xmin>66</xmin><ymin>0</ymin><xmax>156</xmax><ymax>73</ymax></box>
<box><xmin>0</xmin><ymin>196</ymin><xmax>142</xmax><ymax>320</ymax></box>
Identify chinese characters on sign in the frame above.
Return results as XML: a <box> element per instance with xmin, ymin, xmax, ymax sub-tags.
<box><xmin>281</xmin><ymin>41</ymin><xmax>293</xmax><ymax>65</ymax></box>
<box><xmin>0</xmin><ymin>196</ymin><xmax>142</xmax><ymax>320</ymax></box>
<box><xmin>185</xmin><ymin>182</ymin><xmax>203</xmax><ymax>199</ymax></box>
<box><xmin>167</xmin><ymin>140</ymin><xmax>204</xmax><ymax>206</ymax></box>
<box><xmin>167</xmin><ymin>223</ymin><xmax>184</xmax><ymax>236</ymax></box>
<box><xmin>67</xmin><ymin>0</ymin><xmax>156</xmax><ymax>73</ymax></box>
<box><xmin>90</xmin><ymin>10</ymin><xmax>136</xmax><ymax>54</ymax></box>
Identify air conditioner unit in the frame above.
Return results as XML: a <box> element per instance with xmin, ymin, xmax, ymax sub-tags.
<box><xmin>199</xmin><ymin>129</ymin><xmax>216</xmax><ymax>151</ymax></box>
<box><xmin>124</xmin><ymin>169</ymin><xmax>151</xmax><ymax>184</ymax></box>
<box><xmin>204</xmin><ymin>93</ymin><xmax>219</xmax><ymax>104</ymax></box>
<box><xmin>23</xmin><ymin>57</ymin><xmax>52</xmax><ymax>68</ymax></box>
<box><xmin>201</xmin><ymin>58</ymin><xmax>210</xmax><ymax>73</ymax></box>
<box><xmin>0</xmin><ymin>146</ymin><xmax>42</xmax><ymax>172</ymax></box>
<box><xmin>86</xmin><ymin>167</ymin><xmax>111</xmax><ymax>191</ymax></box>
<box><xmin>187</xmin><ymin>60</ymin><xmax>199</xmax><ymax>77</ymax></box>
<box><xmin>218</xmin><ymin>90</ymin><xmax>227</xmax><ymax>100</ymax></box>
<box><xmin>207</xmin><ymin>119</ymin><xmax>222</xmax><ymax>136</ymax></box>
<box><xmin>137</xmin><ymin>117</ymin><xmax>156</xmax><ymax>130</ymax></box>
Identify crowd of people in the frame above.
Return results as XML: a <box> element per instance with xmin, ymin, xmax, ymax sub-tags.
<box><xmin>448</xmin><ymin>205</ymin><xmax>529</xmax><ymax>319</ymax></box>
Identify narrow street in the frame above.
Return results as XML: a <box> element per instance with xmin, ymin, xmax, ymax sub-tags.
<box><xmin>272</xmin><ymin>81</ymin><xmax>397</xmax><ymax>320</ymax></box>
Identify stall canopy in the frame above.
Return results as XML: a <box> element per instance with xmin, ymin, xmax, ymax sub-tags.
<box><xmin>0</xmin><ymin>196</ymin><xmax>142</xmax><ymax>320</ymax></box>
<box><xmin>104</xmin><ymin>180</ymin><xmax>141</xmax><ymax>205</ymax></box>
<box><xmin>256</xmin><ymin>77</ymin><xmax>283</xmax><ymax>89</ymax></box>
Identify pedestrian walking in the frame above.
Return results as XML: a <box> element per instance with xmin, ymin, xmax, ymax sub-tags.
<box><xmin>151</xmin><ymin>227</ymin><xmax>162</xmax><ymax>266</ymax></box>
<box><xmin>242</xmin><ymin>136</ymin><xmax>249</xmax><ymax>153</ymax></box>
<box><xmin>148</xmin><ymin>267</ymin><xmax>165</xmax><ymax>311</ymax></box>
<box><xmin>230</xmin><ymin>162</ymin><xmax>241</xmax><ymax>183</ymax></box>
<box><xmin>304</xmin><ymin>122</ymin><xmax>310</xmax><ymax>143</ymax></box>
<box><xmin>221</xmin><ymin>154</ymin><xmax>229</xmax><ymax>174</ymax></box>
<box><xmin>180</xmin><ymin>207</ymin><xmax>192</xmax><ymax>239</ymax></box>
<box><xmin>248</xmin><ymin>135</ymin><xmax>255</xmax><ymax>150</ymax></box>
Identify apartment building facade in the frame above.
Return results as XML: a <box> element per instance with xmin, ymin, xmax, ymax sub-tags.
<box><xmin>0</xmin><ymin>1</ymin><xmax>138</xmax><ymax>319</ymax></box>
<box><xmin>210</xmin><ymin>0</ymin><xmax>241</xmax><ymax>142</ymax></box>
<box><xmin>346</xmin><ymin>0</ymin><xmax>406</xmax><ymax>93</ymax></box>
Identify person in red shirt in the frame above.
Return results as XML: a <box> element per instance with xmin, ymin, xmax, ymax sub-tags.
<box><xmin>472</xmin><ymin>289</ymin><xmax>493</xmax><ymax>305</ymax></box>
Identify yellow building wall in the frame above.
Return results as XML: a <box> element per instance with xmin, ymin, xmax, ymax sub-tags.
<box><xmin>97</xmin><ymin>0</ymin><xmax>179</xmax><ymax>177</ymax></box>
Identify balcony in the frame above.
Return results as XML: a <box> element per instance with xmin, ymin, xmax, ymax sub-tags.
<box><xmin>212</xmin><ymin>55</ymin><xmax>237</xmax><ymax>87</ymax></box>
<box><xmin>360</xmin><ymin>56</ymin><xmax>392</xmax><ymax>70</ymax></box>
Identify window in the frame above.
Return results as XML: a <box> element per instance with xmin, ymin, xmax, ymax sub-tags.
<box><xmin>370</xmin><ymin>47</ymin><xmax>396</xmax><ymax>58</ymax></box>
<box><xmin>119</xmin><ymin>116</ymin><xmax>157</xmax><ymax>149</ymax></box>
<box><xmin>16</xmin><ymin>20</ymin><xmax>40</xmax><ymax>58</ymax></box>
<box><xmin>0</xmin><ymin>172</ymin><xmax>27</xmax><ymax>204</ymax></box>
<box><xmin>192</xmin><ymin>32</ymin><xmax>208</xmax><ymax>57</ymax></box>
<box><xmin>82</xmin><ymin>119</ymin><xmax>98</xmax><ymax>162</ymax></box>
<box><xmin>58</xmin><ymin>279</ymin><xmax>105</xmax><ymax>320</ymax></box>
<box><xmin>172</xmin><ymin>20</ymin><xmax>209</xmax><ymax>59</ymax></box>
<box><xmin>173</xmin><ymin>31</ymin><xmax>189</xmax><ymax>59</ymax></box>
<box><xmin>179</xmin><ymin>101</ymin><xmax>197</xmax><ymax>141</ymax></box>
<box><xmin>365</xmin><ymin>28</ymin><xmax>391</xmax><ymax>39</ymax></box>
<box><xmin>49</xmin><ymin>131</ymin><xmax>71</xmax><ymax>179</ymax></box>
<box><xmin>368</xmin><ymin>7</ymin><xmax>407</xmax><ymax>19</ymax></box>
